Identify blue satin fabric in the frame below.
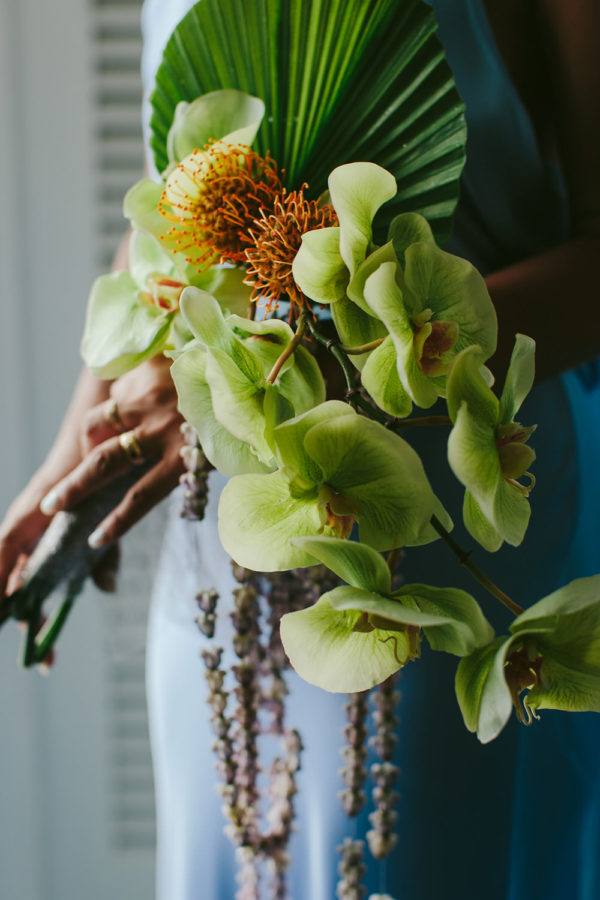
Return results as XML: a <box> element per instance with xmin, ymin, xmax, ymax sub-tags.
<box><xmin>142</xmin><ymin>1</ymin><xmax>600</xmax><ymax>897</ymax></box>
<box><xmin>403</xmin><ymin>3</ymin><xmax>600</xmax><ymax>898</ymax></box>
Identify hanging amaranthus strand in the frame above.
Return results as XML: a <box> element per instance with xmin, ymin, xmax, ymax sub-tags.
<box><xmin>336</xmin><ymin>838</ymin><xmax>366</xmax><ymax>900</ymax></box>
<box><xmin>201</xmin><ymin>645</ymin><xmax>240</xmax><ymax>831</ymax></box>
<box><xmin>339</xmin><ymin>692</ymin><xmax>369</xmax><ymax>817</ymax></box>
<box><xmin>230</xmin><ymin>578</ymin><xmax>263</xmax><ymax>858</ymax></box>
<box><xmin>262</xmin><ymin>729</ymin><xmax>303</xmax><ymax>899</ymax></box>
<box><xmin>179</xmin><ymin>422</ymin><xmax>211</xmax><ymax>521</ymax></box>
<box><xmin>196</xmin><ymin>588</ymin><xmax>219</xmax><ymax>638</ymax></box>
<box><xmin>367</xmin><ymin>676</ymin><xmax>400</xmax><ymax>860</ymax></box>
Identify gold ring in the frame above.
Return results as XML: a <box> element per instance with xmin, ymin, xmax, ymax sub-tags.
<box><xmin>118</xmin><ymin>431</ymin><xmax>146</xmax><ymax>465</ymax></box>
<box><xmin>104</xmin><ymin>398</ymin><xmax>124</xmax><ymax>430</ymax></box>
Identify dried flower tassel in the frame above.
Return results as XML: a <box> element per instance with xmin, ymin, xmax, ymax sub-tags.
<box><xmin>263</xmin><ymin>729</ymin><xmax>303</xmax><ymax>898</ymax></box>
<box><xmin>339</xmin><ymin>692</ymin><xmax>369</xmax><ymax>817</ymax></box>
<box><xmin>337</xmin><ymin>838</ymin><xmax>366</xmax><ymax>900</ymax></box>
<box><xmin>230</xmin><ymin>579</ymin><xmax>262</xmax><ymax>851</ymax></box>
<box><xmin>196</xmin><ymin>588</ymin><xmax>219</xmax><ymax>638</ymax></box>
<box><xmin>201</xmin><ymin>647</ymin><xmax>239</xmax><ymax>823</ymax></box>
<box><xmin>235</xmin><ymin>845</ymin><xmax>260</xmax><ymax>900</ymax></box>
<box><xmin>367</xmin><ymin>677</ymin><xmax>400</xmax><ymax>860</ymax></box>
<box><xmin>179</xmin><ymin>423</ymin><xmax>210</xmax><ymax>520</ymax></box>
<box><xmin>200</xmin><ymin>564</ymin><xmax>316</xmax><ymax>894</ymax></box>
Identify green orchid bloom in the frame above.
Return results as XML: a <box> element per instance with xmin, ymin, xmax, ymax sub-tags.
<box><xmin>360</xmin><ymin>241</ymin><xmax>497</xmax><ymax>417</ymax></box>
<box><xmin>123</xmin><ymin>88</ymin><xmax>265</xmax><ymax>260</ymax></box>
<box><xmin>279</xmin><ymin>536</ymin><xmax>494</xmax><ymax>692</ymax></box>
<box><xmin>171</xmin><ymin>287</ymin><xmax>325</xmax><ymax>474</ymax></box>
<box><xmin>81</xmin><ymin>231</ymin><xmax>249</xmax><ymax>379</ymax></box>
<box><xmin>456</xmin><ymin>575</ymin><xmax>600</xmax><ymax>743</ymax></box>
<box><xmin>447</xmin><ymin>334</ymin><xmax>537</xmax><ymax>551</ymax></box>
<box><xmin>166</xmin><ymin>89</ymin><xmax>265</xmax><ymax>166</ymax></box>
<box><xmin>292</xmin><ymin>162</ymin><xmax>397</xmax><ymax>306</ymax></box>
<box><xmin>292</xmin><ymin>162</ymin><xmax>396</xmax><ymax>357</ymax></box>
<box><xmin>218</xmin><ymin>400</ymin><xmax>451</xmax><ymax>572</ymax></box>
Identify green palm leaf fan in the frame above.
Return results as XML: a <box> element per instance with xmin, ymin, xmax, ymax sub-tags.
<box><xmin>150</xmin><ymin>0</ymin><xmax>466</xmax><ymax>241</ymax></box>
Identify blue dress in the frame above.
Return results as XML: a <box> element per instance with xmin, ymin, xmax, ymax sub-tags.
<box><xmin>144</xmin><ymin>1</ymin><xmax>600</xmax><ymax>897</ymax></box>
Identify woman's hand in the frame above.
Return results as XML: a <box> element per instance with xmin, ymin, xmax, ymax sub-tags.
<box><xmin>0</xmin><ymin>470</ymin><xmax>60</xmax><ymax>600</ymax></box>
<box><xmin>0</xmin><ymin>367</ymin><xmax>113</xmax><ymax>601</ymax></box>
<box><xmin>40</xmin><ymin>355</ymin><xmax>185</xmax><ymax>549</ymax></box>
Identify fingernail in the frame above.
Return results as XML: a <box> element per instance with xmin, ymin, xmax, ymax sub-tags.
<box><xmin>88</xmin><ymin>526</ymin><xmax>108</xmax><ymax>549</ymax></box>
<box><xmin>40</xmin><ymin>490</ymin><xmax>60</xmax><ymax>515</ymax></box>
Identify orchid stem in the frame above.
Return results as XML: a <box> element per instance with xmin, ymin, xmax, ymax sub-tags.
<box><xmin>307</xmin><ymin>322</ymin><xmax>450</xmax><ymax>428</ymax></box>
<box><xmin>341</xmin><ymin>338</ymin><xmax>385</xmax><ymax>355</ymax></box>
<box><xmin>430</xmin><ymin>515</ymin><xmax>524</xmax><ymax>616</ymax></box>
<box><xmin>267</xmin><ymin>311</ymin><xmax>307</xmax><ymax>384</ymax></box>
<box><xmin>351</xmin><ymin>391</ymin><xmax>450</xmax><ymax>429</ymax></box>
<box><xmin>306</xmin><ymin>319</ymin><xmax>357</xmax><ymax>392</ymax></box>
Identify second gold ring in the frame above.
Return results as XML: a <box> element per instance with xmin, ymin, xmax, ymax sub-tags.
<box><xmin>119</xmin><ymin>430</ymin><xmax>146</xmax><ymax>465</ymax></box>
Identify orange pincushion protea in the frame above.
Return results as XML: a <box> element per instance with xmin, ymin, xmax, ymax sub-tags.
<box><xmin>244</xmin><ymin>187</ymin><xmax>339</xmax><ymax>312</ymax></box>
<box><xmin>158</xmin><ymin>142</ymin><xmax>282</xmax><ymax>269</ymax></box>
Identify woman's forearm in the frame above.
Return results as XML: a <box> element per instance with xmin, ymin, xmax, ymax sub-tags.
<box><xmin>488</xmin><ymin>235</ymin><xmax>600</xmax><ymax>382</ymax></box>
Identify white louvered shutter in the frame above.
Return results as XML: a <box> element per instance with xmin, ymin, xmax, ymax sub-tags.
<box><xmin>90</xmin><ymin>0</ymin><xmax>161</xmax><ymax>858</ymax></box>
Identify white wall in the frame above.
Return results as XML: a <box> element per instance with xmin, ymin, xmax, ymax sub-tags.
<box><xmin>0</xmin><ymin>1</ymin><xmax>155</xmax><ymax>896</ymax></box>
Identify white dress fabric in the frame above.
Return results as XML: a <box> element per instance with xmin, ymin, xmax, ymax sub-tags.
<box><xmin>142</xmin><ymin>6</ymin><xmax>351</xmax><ymax>895</ymax></box>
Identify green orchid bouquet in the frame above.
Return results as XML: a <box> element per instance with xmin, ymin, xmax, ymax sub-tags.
<box><xmin>78</xmin><ymin>77</ymin><xmax>600</xmax><ymax>744</ymax></box>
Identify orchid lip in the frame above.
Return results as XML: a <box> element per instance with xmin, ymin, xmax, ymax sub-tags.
<box><xmin>504</xmin><ymin>643</ymin><xmax>543</xmax><ymax>725</ymax></box>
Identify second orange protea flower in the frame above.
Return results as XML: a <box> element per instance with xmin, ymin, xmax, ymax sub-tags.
<box><xmin>243</xmin><ymin>187</ymin><xmax>339</xmax><ymax>313</ymax></box>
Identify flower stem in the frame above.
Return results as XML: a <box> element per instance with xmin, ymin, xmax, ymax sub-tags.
<box><xmin>306</xmin><ymin>318</ymin><xmax>357</xmax><ymax>392</ymax></box>
<box><xmin>267</xmin><ymin>311</ymin><xmax>307</xmax><ymax>384</ymax></box>
<box><xmin>430</xmin><ymin>515</ymin><xmax>524</xmax><ymax>616</ymax></box>
<box><xmin>350</xmin><ymin>390</ymin><xmax>450</xmax><ymax>429</ymax></box>
<box><xmin>308</xmin><ymin>323</ymin><xmax>450</xmax><ymax>428</ymax></box>
<box><xmin>341</xmin><ymin>338</ymin><xmax>385</xmax><ymax>355</ymax></box>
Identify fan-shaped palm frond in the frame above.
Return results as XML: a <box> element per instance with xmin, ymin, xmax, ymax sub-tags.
<box><xmin>150</xmin><ymin>0</ymin><xmax>466</xmax><ymax>241</ymax></box>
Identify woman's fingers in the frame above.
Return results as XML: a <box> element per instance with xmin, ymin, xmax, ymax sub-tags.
<box><xmin>40</xmin><ymin>432</ymin><xmax>152</xmax><ymax>516</ymax></box>
<box><xmin>79</xmin><ymin>397</ymin><xmax>136</xmax><ymax>456</ymax></box>
<box><xmin>79</xmin><ymin>403</ymin><xmax>120</xmax><ymax>457</ymax></box>
<box><xmin>6</xmin><ymin>552</ymin><xmax>29</xmax><ymax>596</ymax></box>
<box><xmin>88</xmin><ymin>457</ymin><xmax>183</xmax><ymax>548</ymax></box>
<box><xmin>0</xmin><ymin>536</ymin><xmax>21</xmax><ymax>600</ymax></box>
<box><xmin>91</xmin><ymin>542</ymin><xmax>121</xmax><ymax>592</ymax></box>
<box><xmin>0</xmin><ymin>504</ymin><xmax>48</xmax><ymax>600</ymax></box>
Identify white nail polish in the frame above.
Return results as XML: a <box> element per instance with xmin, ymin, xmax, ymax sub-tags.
<box><xmin>88</xmin><ymin>526</ymin><xmax>106</xmax><ymax>549</ymax></box>
<box><xmin>40</xmin><ymin>490</ymin><xmax>59</xmax><ymax>515</ymax></box>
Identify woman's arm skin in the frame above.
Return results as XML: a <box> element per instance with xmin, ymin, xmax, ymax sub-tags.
<box><xmin>488</xmin><ymin>0</ymin><xmax>600</xmax><ymax>380</ymax></box>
